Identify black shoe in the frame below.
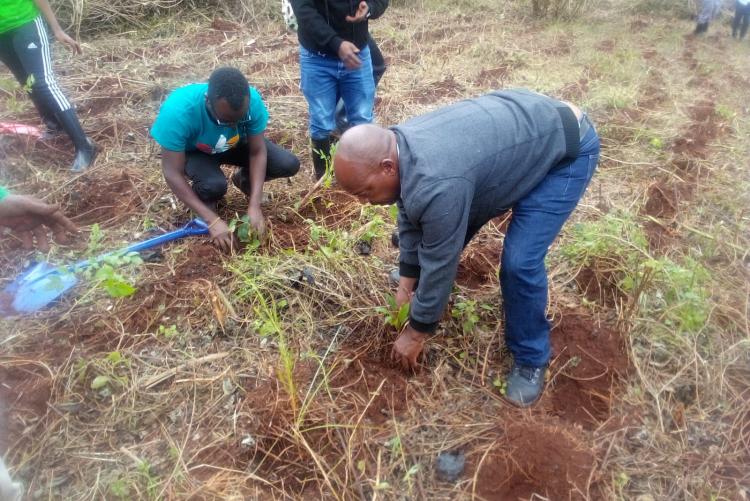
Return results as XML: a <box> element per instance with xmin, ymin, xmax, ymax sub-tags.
<box><xmin>71</xmin><ymin>137</ymin><xmax>98</xmax><ymax>172</ymax></box>
<box><xmin>311</xmin><ymin>136</ymin><xmax>332</xmax><ymax>180</ymax></box>
<box><xmin>504</xmin><ymin>363</ymin><xmax>546</xmax><ymax>407</ymax></box>
<box><xmin>55</xmin><ymin>108</ymin><xmax>97</xmax><ymax>172</ymax></box>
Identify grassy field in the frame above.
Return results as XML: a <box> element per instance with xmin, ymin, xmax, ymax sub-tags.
<box><xmin>1</xmin><ymin>0</ymin><xmax>748</xmax><ymax>499</ymax></box>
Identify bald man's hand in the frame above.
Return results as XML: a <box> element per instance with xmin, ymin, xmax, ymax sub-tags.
<box><xmin>391</xmin><ymin>325</ymin><xmax>427</xmax><ymax>372</ymax></box>
<box><xmin>0</xmin><ymin>194</ymin><xmax>79</xmax><ymax>251</ymax></box>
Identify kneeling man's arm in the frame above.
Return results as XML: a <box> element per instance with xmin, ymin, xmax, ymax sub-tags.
<box><xmin>161</xmin><ymin>149</ymin><xmax>218</xmax><ymax>223</ymax></box>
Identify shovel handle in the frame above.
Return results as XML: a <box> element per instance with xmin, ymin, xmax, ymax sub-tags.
<box><xmin>69</xmin><ymin>219</ymin><xmax>210</xmax><ymax>272</ymax></box>
<box><xmin>123</xmin><ymin>219</ymin><xmax>209</xmax><ymax>254</ymax></box>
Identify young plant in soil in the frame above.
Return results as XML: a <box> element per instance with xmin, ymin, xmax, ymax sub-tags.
<box><xmin>229</xmin><ymin>214</ymin><xmax>262</xmax><ymax>251</ymax></box>
<box><xmin>377</xmin><ymin>293</ymin><xmax>410</xmax><ymax>331</ymax></box>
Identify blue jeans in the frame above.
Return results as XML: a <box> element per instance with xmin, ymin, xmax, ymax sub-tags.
<box><xmin>299</xmin><ymin>45</ymin><xmax>375</xmax><ymax>140</ymax></box>
<box><xmin>500</xmin><ymin>120</ymin><xmax>600</xmax><ymax>367</ymax></box>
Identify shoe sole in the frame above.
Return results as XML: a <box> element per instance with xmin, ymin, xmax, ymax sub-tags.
<box><xmin>501</xmin><ymin>387</ymin><xmax>545</xmax><ymax>408</ymax></box>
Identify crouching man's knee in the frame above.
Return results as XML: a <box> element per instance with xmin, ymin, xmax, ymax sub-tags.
<box><xmin>278</xmin><ymin>152</ymin><xmax>301</xmax><ymax>178</ymax></box>
<box><xmin>192</xmin><ymin>176</ymin><xmax>228</xmax><ymax>203</ymax></box>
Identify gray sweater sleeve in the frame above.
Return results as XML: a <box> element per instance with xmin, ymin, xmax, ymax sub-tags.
<box><xmin>407</xmin><ymin>179</ymin><xmax>473</xmax><ymax>333</ymax></box>
<box><xmin>397</xmin><ymin>199</ymin><xmax>421</xmax><ymax>278</ymax></box>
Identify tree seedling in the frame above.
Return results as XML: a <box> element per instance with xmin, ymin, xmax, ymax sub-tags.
<box><xmin>377</xmin><ymin>293</ymin><xmax>410</xmax><ymax>330</ymax></box>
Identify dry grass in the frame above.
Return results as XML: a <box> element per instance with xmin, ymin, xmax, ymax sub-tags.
<box><xmin>1</xmin><ymin>0</ymin><xmax>749</xmax><ymax>499</ymax></box>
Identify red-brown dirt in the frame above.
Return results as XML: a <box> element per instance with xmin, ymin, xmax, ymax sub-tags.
<box><xmin>0</xmin><ymin>363</ymin><xmax>52</xmax><ymax>454</ymax></box>
<box><xmin>546</xmin><ymin>311</ymin><xmax>629</xmax><ymax>428</ymax></box>
<box><xmin>643</xmin><ymin>220</ymin><xmax>677</xmax><ymax>254</ymax></box>
<box><xmin>67</xmin><ymin>170</ymin><xmax>149</xmax><ymax>226</ymax></box>
<box><xmin>121</xmin><ymin>242</ymin><xmax>225</xmax><ymax>332</ymax></box>
<box><xmin>456</xmin><ymin>241</ymin><xmax>500</xmax><ymax>289</ymax></box>
<box><xmin>298</xmin><ymin>189</ymin><xmax>360</xmax><ymax>227</ymax></box>
<box><xmin>672</xmin><ymin>100</ymin><xmax>728</xmax><ymax>161</ymax></box>
<box><xmin>328</xmin><ymin>349</ymin><xmax>411</xmax><ymax>424</ymax></box>
<box><xmin>413</xmin><ymin>75</ymin><xmax>465</xmax><ymax>104</ymax></box>
<box><xmin>470</xmin><ymin>419</ymin><xmax>595</xmax><ymax>500</ymax></box>
<box><xmin>267</xmin><ymin>217</ymin><xmax>311</xmax><ymax>250</ymax></box>
<box><xmin>574</xmin><ymin>266</ymin><xmax>622</xmax><ymax>307</ymax></box>
<box><xmin>644</xmin><ymin>180</ymin><xmax>680</xmax><ymax>219</ymax></box>
<box><xmin>559</xmin><ymin>77</ymin><xmax>590</xmax><ymax>101</ymax></box>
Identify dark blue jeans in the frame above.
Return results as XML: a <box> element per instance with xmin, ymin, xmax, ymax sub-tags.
<box><xmin>500</xmin><ymin>120</ymin><xmax>600</xmax><ymax>367</ymax></box>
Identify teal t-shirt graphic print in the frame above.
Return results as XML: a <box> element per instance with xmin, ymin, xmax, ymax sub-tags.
<box><xmin>150</xmin><ymin>83</ymin><xmax>269</xmax><ymax>154</ymax></box>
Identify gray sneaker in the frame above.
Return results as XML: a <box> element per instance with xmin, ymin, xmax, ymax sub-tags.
<box><xmin>388</xmin><ymin>268</ymin><xmax>400</xmax><ymax>286</ymax></box>
<box><xmin>504</xmin><ymin>363</ymin><xmax>546</xmax><ymax>407</ymax></box>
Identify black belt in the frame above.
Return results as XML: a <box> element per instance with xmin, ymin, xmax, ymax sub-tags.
<box><xmin>555</xmin><ymin>105</ymin><xmax>580</xmax><ymax>159</ymax></box>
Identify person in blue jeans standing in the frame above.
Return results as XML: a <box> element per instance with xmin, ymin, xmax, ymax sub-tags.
<box><xmin>290</xmin><ymin>0</ymin><xmax>389</xmax><ymax>180</ymax></box>
<box><xmin>332</xmin><ymin>90</ymin><xmax>600</xmax><ymax>407</ymax></box>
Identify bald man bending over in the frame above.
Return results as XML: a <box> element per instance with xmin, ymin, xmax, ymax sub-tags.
<box><xmin>334</xmin><ymin>89</ymin><xmax>600</xmax><ymax>407</ymax></box>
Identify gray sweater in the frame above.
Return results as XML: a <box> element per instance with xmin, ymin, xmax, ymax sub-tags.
<box><xmin>392</xmin><ymin>89</ymin><xmax>579</xmax><ymax>333</ymax></box>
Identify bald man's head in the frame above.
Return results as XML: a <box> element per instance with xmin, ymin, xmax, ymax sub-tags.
<box><xmin>334</xmin><ymin>124</ymin><xmax>401</xmax><ymax>205</ymax></box>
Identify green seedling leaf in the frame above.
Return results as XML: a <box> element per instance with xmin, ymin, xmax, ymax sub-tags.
<box><xmin>357</xmin><ymin>459</ymin><xmax>366</xmax><ymax>474</ymax></box>
<box><xmin>102</xmin><ymin>278</ymin><xmax>137</xmax><ymax>298</ymax></box>
<box><xmin>395</xmin><ymin>303</ymin><xmax>410</xmax><ymax>330</ymax></box>
<box><xmin>107</xmin><ymin>351</ymin><xmax>122</xmax><ymax>365</ymax></box>
<box><xmin>91</xmin><ymin>375</ymin><xmax>110</xmax><ymax>390</ymax></box>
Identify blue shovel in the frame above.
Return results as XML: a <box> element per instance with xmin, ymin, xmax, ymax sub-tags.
<box><xmin>3</xmin><ymin>218</ymin><xmax>209</xmax><ymax>315</ymax></box>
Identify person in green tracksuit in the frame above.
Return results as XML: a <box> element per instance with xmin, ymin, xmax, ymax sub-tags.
<box><xmin>0</xmin><ymin>0</ymin><xmax>96</xmax><ymax>171</ymax></box>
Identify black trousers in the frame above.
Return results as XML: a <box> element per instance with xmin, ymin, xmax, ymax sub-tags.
<box><xmin>184</xmin><ymin>139</ymin><xmax>300</xmax><ymax>203</ymax></box>
<box><xmin>733</xmin><ymin>1</ymin><xmax>750</xmax><ymax>38</ymax></box>
<box><xmin>0</xmin><ymin>17</ymin><xmax>72</xmax><ymax>124</ymax></box>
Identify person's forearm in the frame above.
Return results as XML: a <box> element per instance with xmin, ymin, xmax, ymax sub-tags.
<box><xmin>163</xmin><ymin>171</ymin><xmax>217</xmax><ymax>222</ymax></box>
<box><xmin>247</xmin><ymin>151</ymin><xmax>267</xmax><ymax>210</ymax></box>
<box><xmin>33</xmin><ymin>0</ymin><xmax>64</xmax><ymax>34</ymax></box>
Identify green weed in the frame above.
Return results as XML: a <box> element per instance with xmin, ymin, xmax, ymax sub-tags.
<box><xmin>451</xmin><ymin>298</ymin><xmax>480</xmax><ymax>334</ymax></box>
<box><xmin>562</xmin><ymin>213</ymin><xmax>710</xmax><ymax>333</ymax></box>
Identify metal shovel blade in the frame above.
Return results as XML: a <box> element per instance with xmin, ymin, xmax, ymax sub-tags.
<box><xmin>2</xmin><ymin>219</ymin><xmax>209</xmax><ymax>316</ymax></box>
<box><xmin>6</xmin><ymin>262</ymin><xmax>79</xmax><ymax>313</ymax></box>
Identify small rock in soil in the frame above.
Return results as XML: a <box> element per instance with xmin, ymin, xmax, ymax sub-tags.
<box><xmin>291</xmin><ymin>267</ymin><xmax>315</xmax><ymax>289</ymax></box>
<box><xmin>391</xmin><ymin>229</ymin><xmax>399</xmax><ymax>247</ymax></box>
<box><xmin>354</xmin><ymin>240</ymin><xmax>372</xmax><ymax>255</ymax></box>
<box><xmin>435</xmin><ymin>450</ymin><xmax>465</xmax><ymax>482</ymax></box>
<box><xmin>140</xmin><ymin>249</ymin><xmax>164</xmax><ymax>263</ymax></box>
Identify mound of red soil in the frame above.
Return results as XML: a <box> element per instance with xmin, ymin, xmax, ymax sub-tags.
<box><xmin>67</xmin><ymin>171</ymin><xmax>145</xmax><ymax>226</ymax></box>
<box><xmin>574</xmin><ymin>266</ymin><xmax>622</xmax><ymax>307</ymax></box>
<box><xmin>547</xmin><ymin>312</ymin><xmax>629</xmax><ymax>428</ymax></box>
<box><xmin>0</xmin><ymin>364</ymin><xmax>52</xmax><ymax>453</ymax></box>
<box><xmin>329</xmin><ymin>350</ymin><xmax>411</xmax><ymax>424</ymax></box>
<box><xmin>672</xmin><ymin>100</ymin><xmax>728</xmax><ymax>161</ymax></box>
<box><xmin>644</xmin><ymin>181</ymin><xmax>679</xmax><ymax>219</ymax></box>
<box><xmin>471</xmin><ymin>419</ymin><xmax>595</xmax><ymax>499</ymax></box>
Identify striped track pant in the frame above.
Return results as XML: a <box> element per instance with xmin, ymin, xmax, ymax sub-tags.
<box><xmin>0</xmin><ymin>16</ymin><xmax>72</xmax><ymax>123</ymax></box>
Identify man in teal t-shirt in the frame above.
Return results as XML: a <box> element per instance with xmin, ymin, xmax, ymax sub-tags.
<box><xmin>151</xmin><ymin>67</ymin><xmax>300</xmax><ymax>252</ymax></box>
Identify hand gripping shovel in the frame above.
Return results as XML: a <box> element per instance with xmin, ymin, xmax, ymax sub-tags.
<box><xmin>3</xmin><ymin>219</ymin><xmax>209</xmax><ymax>315</ymax></box>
